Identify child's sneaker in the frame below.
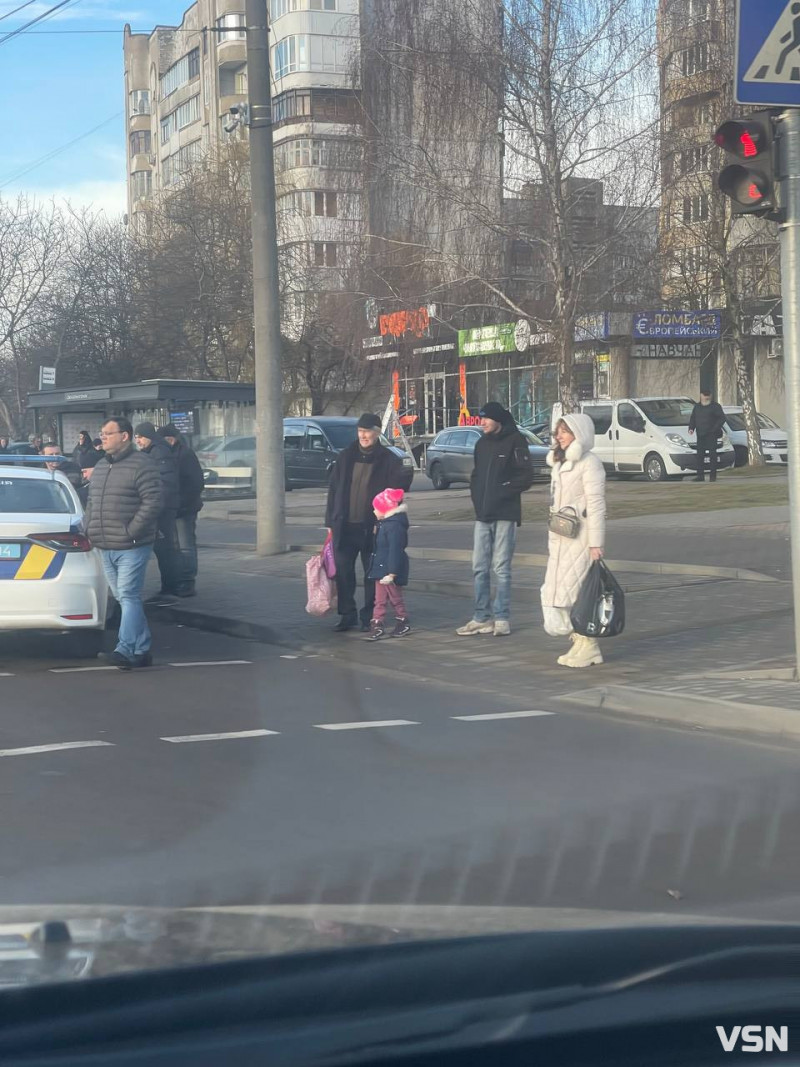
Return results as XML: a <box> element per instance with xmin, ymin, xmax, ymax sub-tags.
<box><xmin>365</xmin><ymin>621</ymin><xmax>386</xmax><ymax>641</ymax></box>
<box><xmin>391</xmin><ymin>617</ymin><xmax>411</xmax><ymax>638</ymax></box>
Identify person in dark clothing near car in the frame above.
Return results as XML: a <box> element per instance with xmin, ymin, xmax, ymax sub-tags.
<box><xmin>134</xmin><ymin>421</ymin><xmax>181</xmax><ymax>598</ymax></box>
<box><xmin>72</xmin><ymin>430</ymin><xmax>98</xmax><ymax>469</ymax></box>
<box><xmin>41</xmin><ymin>442</ymin><xmax>87</xmax><ymax>502</ymax></box>
<box><xmin>157</xmin><ymin>423</ymin><xmax>204</xmax><ymax>597</ymax></box>
<box><xmin>689</xmin><ymin>391</ymin><xmax>726</xmax><ymax>483</ymax></box>
<box><xmin>85</xmin><ymin>417</ymin><xmax>163</xmax><ymax>668</ymax></box>
<box><xmin>325</xmin><ymin>413</ymin><xmax>413</xmax><ymax>633</ymax></box>
<box><xmin>457</xmin><ymin>402</ymin><xmax>534</xmax><ymax>638</ymax></box>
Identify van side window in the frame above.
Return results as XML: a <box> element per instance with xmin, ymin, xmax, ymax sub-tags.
<box><xmin>618</xmin><ymin>404</ymin><xmax>643</xmax><ymax>432</ymax></box>
<box><xmin>306</xmin><ymin>428</ymin><xmax>327</xmax><ymax>451</ymax></box>
<box><xmin>284</xmin><ymin>426</ymin><xmax>305</xmax><ymax>450</ymax></box>
<box><xmin>583</xmin><ymin>405</ymin><xmax>612</xmax><ymax>435</ymax></box>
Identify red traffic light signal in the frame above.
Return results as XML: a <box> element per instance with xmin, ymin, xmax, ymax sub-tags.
<box><xmin>713</xmin><ymin>111</ymin><xmax>777</xmax><ymax>219</ymax></box>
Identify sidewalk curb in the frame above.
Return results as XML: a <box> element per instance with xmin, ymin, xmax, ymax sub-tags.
<box><xmin>556</xmin><ymin>684</ymin><xmax>800</xmax><ymax>742</ymax></box>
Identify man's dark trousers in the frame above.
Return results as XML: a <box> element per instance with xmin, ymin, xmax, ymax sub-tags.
<box><xmin>696</xmin><ymin>434</ymin><xmax>718</xmax><ymax>481</ymax></box>
<box><xmin>335</xmin><ymin>522</ymin><xmax>375</xmax><ymax>623</ymax></box>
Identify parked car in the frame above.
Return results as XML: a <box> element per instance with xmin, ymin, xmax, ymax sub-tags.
<box><xmin>424</xmin><ymin>425</ymin><xmax>549</xmax><ymax>490</ymax></box>
<box><xmin>196</xmin><ymin>435</ymin><xmax>255</xmax><ymax>473</ymax></box>
<box><xmin>0</xmin><ymin>459</ymin><xmax>108</xmax><ymax>655</ymax></box>
<box><xmin>722</xmin><ymin>406</ymin><xmax>787</xmax><ymax>467</ymax></box>
<box><xmin>551</xmin><ymin>397</ymin><xmax>736</xmax><ymax>482</ymax></box>
<box><xmin>284</xmin><ymin>417</ymin><xmax>414</xmax><ymax>490</ymax></box>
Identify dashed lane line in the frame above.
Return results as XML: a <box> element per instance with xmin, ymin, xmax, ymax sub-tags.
<box><xmin>0</xmin><ymin>741</ymin><xmax>114</xmax><ymax>758</ymax></box>
<box><xmin>314</xmin><ymin>719</ymin><xmax>420</xmax><ymax>731</ymax></box>
<box><xmin>161</xmin><ymin>729</ymin><xmax>278</xmax><ymax>743</ymax></box>
<box><xmin>452</xmin><ymin>710</ymin><xmax>555</xmax><ymax>722</ymax></box>
<box><xmin>49</xmin><ymin>666</ymin><xmax>118</xmax><ymax>674</ymax></box>
<box><xmin>167</xmin><ymin>660</ymin><xmax>253</xmax><ymax>668</ymax></box>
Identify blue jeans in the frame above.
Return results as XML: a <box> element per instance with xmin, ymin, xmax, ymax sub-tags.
<box><xmin>100</xmin><ymin>545</ymin><xmax>153</xmax><ymax>659</ymax></box>
<box><xmin>472</xmin><ymin>520</ymin><xmax>516</xmax><ymax>623</ymax></box>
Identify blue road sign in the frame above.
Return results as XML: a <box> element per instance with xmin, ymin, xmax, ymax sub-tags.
<box><xmin>737</xmin><ymin>0</ymin><xmax>800</xmax><ymax>106</ymax></box>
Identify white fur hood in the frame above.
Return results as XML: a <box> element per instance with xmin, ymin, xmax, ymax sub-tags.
<box><xmin>547</xmin><ymin>412</ymin><xmax>597</xmax><ymax>472</ymax></box>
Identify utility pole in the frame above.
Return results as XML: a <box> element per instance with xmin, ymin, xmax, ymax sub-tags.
<box><xmin>778</xmin><ymin>108</ymin><xmax>800</xmax><ymax>675</ymax></box>
<box><xmin>246</xmin><ymin>0</ymin><xmax>285</xmax><ymax>555</ymax></box>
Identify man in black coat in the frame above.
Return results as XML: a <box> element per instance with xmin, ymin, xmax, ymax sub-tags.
<box><xmin>158</xmin><ymin>423</ymin><xmax>205</xmax><ymax>597</ymax></box>
<box><xmin>688</xmin><ymin>391</ymin><xmax>726</xmax><ymax>483</ymax></box>
<box><xmin>325</xmin><ymin>413</ymin><xmax>413</xmax><ymax>633</ymax></box>
<box><xmin>457</xmin><ymin>401</ymin><xmax>534</xmax><ymax>638</ymax></box>
<box><xmin>134</xmin><ymin>421</ymin><xmax>181</xmax><ymax>597</ymax></box>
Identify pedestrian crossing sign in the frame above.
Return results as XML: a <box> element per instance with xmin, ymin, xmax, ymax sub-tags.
<box><xmin>737</xmin><ymin>0</ymin><xmax>800</xmax><ymax>105</ymax></box>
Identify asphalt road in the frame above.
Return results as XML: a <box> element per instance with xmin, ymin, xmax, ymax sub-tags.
<box><xmin>1</xmin><ymin>621</ymin><xmax>799</xmax><ymax>922</ymax></box>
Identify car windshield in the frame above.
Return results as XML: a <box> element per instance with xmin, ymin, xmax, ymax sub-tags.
<box><xmin>725</xmin><ymin>413</ymin><xmax>781</xmax><ymax>432</ymax></box>
<box><xmin>0</xmin><ymin>477</ymin><xmax>73</xmax><ymax>513</ymax></box>
<box><xmin>637</xmin><ymin>399</ymin><xmax>695</xmax><ymax>426</ymax></box>
<box><xmin>519</xmin><ymin>428</ymin><xmax>545</xmax><ymax>446</ymax></box>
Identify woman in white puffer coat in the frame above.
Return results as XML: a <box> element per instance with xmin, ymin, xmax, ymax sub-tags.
<box><xmin>541</xmin><ymin>412</ymin><xmax>607</xmax><ymax>668</ymax></box>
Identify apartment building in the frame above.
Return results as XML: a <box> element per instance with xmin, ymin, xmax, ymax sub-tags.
<box><xmin>657</xmin><ymin>0</ymin><xmax>784</xmax><ymax>420</ymax></box>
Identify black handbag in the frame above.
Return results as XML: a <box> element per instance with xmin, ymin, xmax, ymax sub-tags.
<box><xmin>570</xmin><ymin>560</ymin><xmax>625</xmax><ymax>638</ymax></box>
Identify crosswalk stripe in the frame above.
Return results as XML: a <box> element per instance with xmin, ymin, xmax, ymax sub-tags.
<box><xmin>452</xmin><ymin>711</ymin><xmax>555</xmax><ymax>722</ymax></box>
<box><xmin>314</xmin><ymin>719</ymin><xmax>420</xmax><ymax>731</ymax></box>
<box><xmin>0</xmin><ymin>741</ymin><xmax>114</xmax><ymax>757</ymax></box>
<box><xmin>161</xmin><ymin>729</ymin><xmax>278</xmax><ymax>743</ymax></box>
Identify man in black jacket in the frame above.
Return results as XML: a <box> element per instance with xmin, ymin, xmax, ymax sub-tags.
<box><xmin>457</xmin><ymin>402</ymin><xmax>534</xmax><ymax>638</ymax></box>
<box><xmin>325</xmin><ymin>413</ymin><xmax>412</xmax><ymax>632</ymax></box>
<box><xmin>688</xmin><ymin>391</ymin><xmax>726</xmax><ymax>483</ymax></box>
<box><xmin>134</xmin><ymin>421</ymin><xmax>181</xmax><ymax>597</ymax></box>
<box><xmin>85</xmin><ymin>417</ymin><xmax>163</xmax><ymax>668</ymax></box>
<box><xmin>158</xmin><ymin>424</ymin><xmax>204</xmax><ymax>597</ymax></box>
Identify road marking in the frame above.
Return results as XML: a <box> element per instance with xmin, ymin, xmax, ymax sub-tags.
<box><xmin>161</xmin><ymin>729</ymin><xmax>278</xmax><ymax>743</ymax></box>
<box><xmin>280</xmin><ymin>655</ymin><xmax>299</xmax><ymax>659</ymax></box>
<box><xmin>0</xmin><ymin>740</ymin><xmax>114</xmax><ymax>757</ymax></box>
<box><xmin>314</xmin><ymin>719</ymin><xmax>420</xmax><ymax>731</ymax></box>
<box><xmin>452</xmin><ymin>710</ymin><xmax>555</xmax><ymax>722</ymax></box>
<box><xmin>0</xmin><ymin>672</ymin><xmax>14</xmax><ymax>677</ymax></box>
<box><xmin>49</xmin><ymin>666</ymin><xmax>118</xmax><ymax>673</ymax></box>
<box><xmin>167</xmin><ymin>660</ymin><xmax>252</xmax><ymax>667</ymax></box>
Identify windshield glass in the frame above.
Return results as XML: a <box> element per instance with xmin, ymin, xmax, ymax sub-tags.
<box><xmin>0</xmin><ymin>477</ymin><xmax>72</xmax><ymax>513</ymax></box>
<box><xmin>323</xmin><ymin>424</ymin><xmax>359</xmax><ymax>449</ymax></box>
<box><xmin>519</xmin><ymin>428</ymin><xmax>545</xmax><ymax>446</ymax></box>
<box><xmin>637</xmin><ymin>399</ymin><xmax>695</xmax><ymax>426</ymax></box>
<box><xmin>726</xmin><ymin>413</ymin><xmax>781</xmax><ymax>432</ymax></box>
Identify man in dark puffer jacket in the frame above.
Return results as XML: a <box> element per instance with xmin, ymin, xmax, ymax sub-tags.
<box><xmin>85</xmin><ymin>416</ymin><xmax>163</xmax><ymax>669</ymax></box>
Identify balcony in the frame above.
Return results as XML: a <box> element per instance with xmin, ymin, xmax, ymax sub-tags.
<box><xmin>217</xmin><ymin>37</ymin><xmax>247</xmax><ymax>68</ymax></box>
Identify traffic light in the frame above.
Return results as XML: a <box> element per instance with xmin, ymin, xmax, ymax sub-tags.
<box><xmin>713</xmin><ymin>110</ymin><xmax>778</xmax><ymax>218</ymax></box>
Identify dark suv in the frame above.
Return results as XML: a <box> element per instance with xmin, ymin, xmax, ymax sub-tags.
<box><xmin>424</xmin><ymin>425</ymin><xmax>549</xmax><ymax>490</ymax></box>
<box><xmin>284</xmin><ymin>417</ymin><xmax>414</xmax><ymax>490</ymax></box>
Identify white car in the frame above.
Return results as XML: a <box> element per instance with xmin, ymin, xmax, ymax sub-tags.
<box><xmin>0</xmin><ymin>461</ymin><xmax>108</xmax><ymax>655</ymax></box>
<box><xmin>722</xmin><ymin>406</ymin><xmax>788</xmax><ymax>467</ymax></box>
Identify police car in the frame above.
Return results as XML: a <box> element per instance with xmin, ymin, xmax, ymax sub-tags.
<box><xmin>0</xmin><ymin>459</ymin><xmax>108</xmax><ymax>655</ymax></box>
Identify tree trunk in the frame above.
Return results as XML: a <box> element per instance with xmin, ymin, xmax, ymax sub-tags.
<box><xmin>732</xmin><ymin>342</ymin><xmax>765</xmax><ymax>467</ymax></box>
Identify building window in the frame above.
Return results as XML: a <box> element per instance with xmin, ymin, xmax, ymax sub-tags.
<box><xmin>270</xmin><ymin>0</ymin><xmax>334</xmax><ymax>17</ymax></box>
<box><xmin>688</xmin><ymin>0</ymin><xmax>710</xmax><ymax>20</ymax></box>
<box><xmin>680</xmin><ymin>144</ymin><xmax>710</xmax><ymax>174</ymax></box>
<box><xmin>130</xmin><ymin>130</ymin><xmax>151</xmax><ymax>156</ymax></box>
<box><xmin>160</xmin><ymin>48</ymin><xmax>201</xmax><ymax>99</ymax></box>
<box><xmin>695</xmin><ymin>101</ymin><xmax>715</xmax><ymax>126</ymax></box>
<box><xmin>235</xmin><ymin>69</ymin><xmax>248</xmax><ymax>94</ymax></box>
<box><xmin>682</xmin><ymin>194</ymin><xmax>709</xmax><ymax>223</ymax></box>
<box><xmin>216</xmin><ymin>13</ymin><xmax>246</xmax><ymax>41</ymax></box>
<box><xmin>274</xmin><ymin>136</ymin><xmax>363</xmax><ymax>170</ymax></box>
<box><xmin>511</xmin><ymin>240</ymin><xmax>534</xmax><ymax>275</ymax></box>
<box><xmin>273</xmin><ymin>35</ymin><xmax>308</xmax><ymax>78</ymax></box>
<box><xmin>680</xmin><ymin>246</ymin><xmax>705</xmax><ymax>274</ymax></box>
<box><xmin>314</xmin><ymin>241</ymin><xmax>337</xmax><ymax>266</ymax></box>
<box><xmin>314</xmin><ymin>191</ymin><xmax>337</xmax><ymax>216</ymax></box>
<box><xmin>163</xmin><ymin>140</ymin><xmax>202</xmax><ymax>185</ymax></box>
<box><xmin>131</xmin><ymin>170</ymin><xmax>152</xmax><ymax>200</ymax></box>
<box><xmin>310</xmin><ymin>0</ymin><xmax>336</xmax><ymax>8</ymax></box>
<box><xmin>161</xmin><ymin>94</ymin><xmax>201</xmax><ymax>143</ymax></box>
<box><xmin>272</xmin><ymin>34</ymin><xmax>350</xmax><ymax>78</ymax></box>
<box><xmin>273</xmin><ymin>88</ymin><xmax>312</xmax><ymax>126</ymax></box>
<box><xmin>129</xmin><ymin>89</ymin><xmax>151</xmax><ymax>117</ymax></box>
<box><xmin>679</xmin><ymin>42</ymin><xmax>709</xmax><ymax>77</ymax></box>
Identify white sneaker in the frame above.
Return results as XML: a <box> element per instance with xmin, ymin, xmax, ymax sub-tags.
<box><xmin>493</xmin><ymin>620</ymin><xmax>511</xmax><ymax>636</ymax></box>
<box><xmin>456</xmin><ymin>620</ymin><xmax>495</xmax><ymax>636</ymax></box>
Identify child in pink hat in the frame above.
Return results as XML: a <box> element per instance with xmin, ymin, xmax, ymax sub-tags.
<box><xmin>365</xmin><ymin>488</ymin><xmax>411</xmax><ymax>640</ymax></box>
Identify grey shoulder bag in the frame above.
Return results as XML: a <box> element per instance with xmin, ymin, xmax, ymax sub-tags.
<box><xmin>548</xmin><ymin>506</ymin><xmax>581</xmax><ymax>539</ymax></box>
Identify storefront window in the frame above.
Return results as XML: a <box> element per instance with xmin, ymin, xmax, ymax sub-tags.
<box><xmin>487</xmin><ymin>369</ymin><xmax>510</xmax><ymax>409</ymax></box>
<box><xmin>510</xmin><ymin>367</ymin><xmax>534</xmax><ymax>426</ymax></box>
<box><xmin>535</xmin><ymin>364</ymin><xmax>558</xmax><ymax>422</ymax></box>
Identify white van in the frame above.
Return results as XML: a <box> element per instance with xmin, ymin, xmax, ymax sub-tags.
<box><xmin>722</xmin><ymin>406</ymin><xmax>787</xmax><ymax>467</ymax></box>
<box><xmin>552</xmin><ymin>397</ymin><xmax>735</xmax><ymax>482</ymax></box>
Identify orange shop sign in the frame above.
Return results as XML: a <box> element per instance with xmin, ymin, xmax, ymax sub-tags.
<box><xmin>379</xmin><ymin>306</ymin><xmax>430</xmax><ymax>340</ymax></box>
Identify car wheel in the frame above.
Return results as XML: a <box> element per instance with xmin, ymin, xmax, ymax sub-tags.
<box><xmin>429</xmin><ymin>463</ymin><xmax>450</xmax><ymax>490</ymax></box>
<box><xmin>70</xmin><ymin>628</ymin><xmax>106</xmax><ymax>658</ymax></box>
<box><xmin>733</xmin><ymin>445</ymin><xmax>748</xmax><ymax>468</ymax></box>
<box><xmin>644</xmin><ymin>453</ymin><xmax>668</xmax><ymax>482</ymax></box>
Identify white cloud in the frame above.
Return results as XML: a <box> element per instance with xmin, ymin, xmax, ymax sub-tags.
<box><xmin>3</xmin><ymin>179</ymin><xmax>127</xmax><ymax>218</ymax></box>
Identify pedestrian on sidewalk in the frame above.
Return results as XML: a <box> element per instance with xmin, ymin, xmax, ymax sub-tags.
<box><xmin>366</xmin><ymin>488</ymin><xmax>411</xmax><ymax>640</ymax></box>
<box><xmin>133</xmin><ymin>421</ymin><xmax>181</xmax><ymax>600</ymax></box>
<box><xmin>541</xmin><ymin>413</ymin><xmax>607</xmax><ymax>669</ymax></box>
<box><xmin>325</xmin><ymin>413</ymin><xmax>412</xmax><ymax>633</ymax></box>
<box><xmin>688</xmin><ymin>391</ymin><xmax>726</xmax><ymax>483</ymax></box>
<box><xmin>457</xmin><ymin>402</ymin><xmax>534</xmax><ymax>638</ymax></box>
<box><xmin>85</xmin><ymin>417</ymin><xmax>163</xmax><ymax>669</ymax></box>
<box><xmin>157</xmin><ymin>423</ymin><xmax>204</xmax><ymax>597</ymax></box>
<box><xmin>72</xmin><ymin>430</ymin><xmax>98</xmax><ymax>470</ymax></box>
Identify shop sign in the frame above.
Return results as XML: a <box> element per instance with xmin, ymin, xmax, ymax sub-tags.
<box><xmin>366</xmin><ymin>350</ymin><xmax>399</xmax><ymax>361</ymax></box>
<box><xmin>412</xmin><ymin>343</ymin><xmax>455</xmax><ymax>356</ymax></box>
<box><xmin>379</xmin><ymin>306</ymin><xmax>431</xmax><ymax>340</ymax></box>
<box><xmin>64</xmin><ymin>388</ymin><xmax>111</xmax><ymax>402</ymax></box>
<box><xmin>458</xmin><ymin>413</ymin><xmax>482</xmax><ymax>426</ymax></box>
<box><xmin>458</xmin><ymin>322</ymin><xmax>517</xmax><ymax>357</ymax></box>
<box><xmin>633</xmin><ymin>310</ymin><xmax>721</xmax><ymax>340</ymax></box>
<box><xmin>362</xmin><ymin>335</ymin><xmax>384</xmax><ymax>350</ymax></box>
<box><xmin>632</xmin><ymin>343</ymin><xmax>704</xmax><ymax>360</ymax></box>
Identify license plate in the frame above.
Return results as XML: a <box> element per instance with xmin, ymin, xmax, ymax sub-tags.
<box><xmin>0</xmin><ymin>544</ymin><xmax>21</xmax><ymax>559</ymax></box>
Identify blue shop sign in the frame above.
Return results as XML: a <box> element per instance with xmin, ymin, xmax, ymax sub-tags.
<box><xmin>633</xmin><ymin>310</ymin><xmax>721</xmax><ymax>341</ymax></box>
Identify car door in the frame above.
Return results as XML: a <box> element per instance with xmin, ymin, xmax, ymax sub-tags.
<box><xmin>302</xmin><ymin>425</ymin><xmax>332</xmax><ymax>487</ymax></box>
<box><xmin>613</xmin><ymin>402</ymin><xmax>647</xmax><ymax>471</ymax></box>
<box><xmin>445</xmin><ymin>428</ymin><xmax>476</xmax><ymax>482</ymax></box>
<box><xmin>283</xmin><ymin>423</ymin><xmax>306</xmax><ymax>485</ymax></box>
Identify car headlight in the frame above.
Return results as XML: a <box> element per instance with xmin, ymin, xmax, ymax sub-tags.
<box><xmin>666</xmin><ymin>433</ymin><xmax>689</xmax><ymax>448</ymax></box>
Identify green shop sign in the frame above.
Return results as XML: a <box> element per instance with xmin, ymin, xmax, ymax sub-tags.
<box><xmin>458</xmin><ymin>322</ymin><xmax>517</xmax><ymax>358</ymax></box>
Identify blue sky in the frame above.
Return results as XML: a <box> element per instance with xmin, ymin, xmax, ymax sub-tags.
<box><xmin>0</xmin><ymin>0</ymin><xmax>190</xmax><ymax>215</ymax></box>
